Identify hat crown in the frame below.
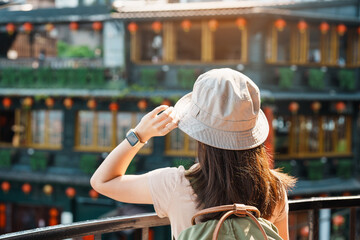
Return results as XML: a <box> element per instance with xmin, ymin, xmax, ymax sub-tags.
<box><xmin>191</xmin><ymin>68</ymin><xmax>260</xmax><ymax>131</ymax></box>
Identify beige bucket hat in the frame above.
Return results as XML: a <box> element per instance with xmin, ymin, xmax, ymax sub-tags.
<box><xmin>174</xmin><ymin>68</ymin><xmax>269</xmax><ymax>150</ymax></box>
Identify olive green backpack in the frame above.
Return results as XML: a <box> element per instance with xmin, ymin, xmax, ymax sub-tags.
<box><xmin>178</xmin><ymin>204</ymin><xmax>283</xmax><ymax>240</ymax></box>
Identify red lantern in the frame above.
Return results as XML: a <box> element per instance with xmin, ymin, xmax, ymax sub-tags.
<box><xmin>65</xmin><ymin>187</ymin><xmax>76</xmax><ymax>199</ymax></box>
<box><xmin>22</xmin><ymin>183</ymin><xmax>31</xmax><ymax>194</ymax></box>
<box><xmin>161</xmin><ymin>99</ymin><xmax>172</xmax><ymax>106</ymax></box>
<box><xmin>63</xmin><ymin>97</ymin><xmax>73</xmax><ymax>109</ymax></box>
<box><xmin>69</xmin><ymin>22</ymin><xmax>79</xmax><ymax>31</ymax></box>
<box><xmin>22</xmin><ymin>97</ymin><xmax>33</xmax><ymax>108</ymax></box>
<box><xmin>49</xmin><ymin>208</ymin><xmax>59</xmax><ymax>226</ymax></box>
<box><xmin>208</xmin><ymin>19</ymin><xmax>219</xmax><ymax>32</ymax></box>
<box><xmin>89</xmin><ymin>189</ymin><xmax>99</xmax><ymax>199</ymax></box>
<box><xmin>332</xmin><ymin>215</ymin><xmax>345</xmax><ymax>227</ymax></box>
<box><xmin>357</xmin><ymin>27</ymin><xmax>360</xmax><ymax>35</ymax></box>
<box><xmin>23</xmin><ymin>22</ymin><xmax>33</xmax><ymax>34</ymax></box>
<box><xmin>6</xmin><ymin>23</ymin><xmax>16</xmax><ymax>35</ymax></box>
<box><xmin>45</xmin><ymin>97</ymin><xmax>55</xmax><ymax>108</ymax></box>
<box><xmin>297</xmin><ymin>20</ymin><xmax>308</xmax><ymax>33</ymax></box>
<box><xmin>127</xmin><ymin>22</ymin><xmax>138</xmax><ymax>35</ymax></box>
<box><xmin>137</xmin><ymin>99</ymin><xmax>148</xmax><ymax>111</ymax></box>
<box><xmin>311</xmin><ymin>101</ymin><xmax>321</xmax><ymax>113</ymax></box>
<box><xmin>87</xmin><ymin>99</ymin><xmax>97</xmax><ymax>110</ymax></box>
<box><xmin>335</xmin><ymin>101</ymin><xmax>346</xmax><ymax>113</ymax></box>
<box><xmin>181</xmin><ymin>20</ymin><xmax>191</xmax><ymax>32</ymax></box>
<box><xmin>151</xmin><ymin>21</ymin><xmax>162</xmax><ymax>34</ymax></box>
<box><xmin>45</xmin><ymin>23</ymin><xmax>55</xmax><ymax>32</ymax></box>
<box><xmin>274</xmin><ymin>19</ymin><xmax>286</xmax><ymax>31</ymax></box>
<box><xmin>337</xmin><ymin>24</ymin><xmax>347</xmax><ymax>36</ymax></box>
<box><xmin>289</xmin><ymin>102</ymin><xmax>299</xmax><ymax>114</ymax></box>
<box><xmin>319</xmin><ymin>22</ymin><xmax>330</xmax><ymax>34</ymax></box>
<box><xmin>1</xmin><ymin>181</ymin><xmax>10</xmax><ymax>193</ymax></box>
<box><xmin>43</xmin><ymin>184</ymin><xmax>53</xmax><ymax>196</ymax></box>
<box><xmin>2</xmin><ymin>97</ymin><xmax>12</xmax><ymax>109</ymax></box>
<box><xmin>92</xmin><ymin>21</ymin><xmax>102</xmax><ymax>31</ymax></box>
<box><xmin>109</xmin><ymin>102</ymin><xmax>119</xmax><ymax>112</ymax></box>
<box><xmin>300</xmin><ymin>226</ymin><xmax>309</xmax><ymax>237</ymax></box>
<box><xmin>235</xmin><ymin>18</ymin><xmax>247</xmax><ymax>30</ymax></box>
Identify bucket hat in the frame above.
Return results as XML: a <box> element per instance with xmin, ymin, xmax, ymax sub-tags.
<box><xmin>174</xmin><ymin>68</ymin><xmax>269</xmax><ymax>150</ymax></box>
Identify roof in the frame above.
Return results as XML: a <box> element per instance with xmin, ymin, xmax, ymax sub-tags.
<box><xmin>0</xmin><ymin>5</ymin><xmax>111</xmax><ymax>24</ymax></box>
<box><xmin>111</xmin><ymin>0</ymin><xmax>360</xmax><ymax>24</ymax></box>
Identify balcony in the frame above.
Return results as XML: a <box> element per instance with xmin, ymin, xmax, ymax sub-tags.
<box><xmin>0</xmin><ymin>195</ymin><xmax>359</xmax><ymax>240</ymax></box>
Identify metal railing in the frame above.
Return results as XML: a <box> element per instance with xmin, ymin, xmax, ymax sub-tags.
<box><xmin>0</xmin><ymin>195</ymin><xmax>359</xmax><ymax>240</ymax></box>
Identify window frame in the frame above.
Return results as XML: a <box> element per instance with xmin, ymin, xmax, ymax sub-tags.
<box><xmin>275</xmin><ymin>114</ymin><xmax>352</xmax><ymax>160</ymax></box>
<box><xmin>165</xmin><ymin>128</ymin><xmax>196</xmax><ymax>157</ymax></box>
<box><xmin>130</xmin><ymin>19</ymin><xmax>248</xmax><ymax>64</ymax></box>
<box><xmin>75</xmin><ymin>111</ymin><xmax>153</xmax><ymax>154</ymax></box>
<box><xmin>28</xmin><ymin>109</ymin><xmax>64</xmax><ymax>150</ymax></box>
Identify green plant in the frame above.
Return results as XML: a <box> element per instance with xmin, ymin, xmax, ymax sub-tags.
<box><xmin>307</xmin><ymin>159</ymin><xmax>324</xmax><ymax>181</ymax></box>
<box><xmin>0</xmin><ymin>150</ymin><xmax>11</xmax><ymax>168</ymax></box>
<box><xmin>308</xmin><ymin>69</ymin><xmax>325</xmax><ymax>90</ymax></box>
<box><xmin>276</xmin><ymin>161</ymin><xmax>293</xmax><ymax>175</ymax></box>
<box><xmin>172</xmin><ymin>158</ymin><xmax>194</xmax><ymax>170</ymax></box>
<box><xmin>338</xmin><ymin>70</ymin><xmax>355</xmax><ymax>91</ymax></box>
<box><xmin>30</xmin><ymin>152</ymin><xmax>48</xmax><ymax>171</ymax></box>
<box><xmin>278</xmin><ymin>68</ymin><xmax>294</xmax><ymax>89</ymax></box>
<box><xmin>177</xmin><ymin>69</ymin><xmax>196</xmax><ymax>89</ymax></box>
<box><xmin>80</xmin><ymin>154</ymin><xmax>97</xmax><ymax>174</ymax></box>
<box><xmin>337</xmin><ymin>159</ymin><xmax>352</xmax><ymax>179</ymax></box>
<box><xmin>140</xmin><ymin>69</ymin><xmax>159</xmax><ymax>88</ymax></box>
<box><xmin>57</xmin><ymin>40</ymin><xmax>95</xmax><ymax>58</ymax></box>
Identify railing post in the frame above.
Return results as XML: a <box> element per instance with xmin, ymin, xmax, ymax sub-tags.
<box><xmin>142</xmin><ymin>227</ymin><xmax>149</xmax><ymax>240</ymax></box>
<box><xmin>309</xmin><ymin>209</ymin><xmax>319</xmax><ymax>240</ymax></box>
<box><xmin>349</xmin><ymin>207</ymin><xmax>356</xmax><ymax>240</ymax></box>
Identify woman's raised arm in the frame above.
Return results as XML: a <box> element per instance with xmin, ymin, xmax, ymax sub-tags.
<box><xmin>90</xmin><ymin>105</ymin><xmax>178</xmax><ymax>204</ymax></box>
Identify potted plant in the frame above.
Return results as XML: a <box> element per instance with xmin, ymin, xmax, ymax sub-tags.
<box><xmin>277</xmin><ymin>67</ymin><xmax>294</xmax><ymax>89</ymax></box>
<box><xmin>338</xmin><ymin>70</ymin><xmax>355</xmax><ymax>91</ymax></box>
<box><xmin>308</xmin><ymin>68</ymin><xmax>325</xmax><ymax>90</ymax></box>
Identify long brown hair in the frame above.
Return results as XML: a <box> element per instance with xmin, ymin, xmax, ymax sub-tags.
<box><xmin>185</xmin><ymin>142</ymin><xmax>295</xmax><ymax>221</ymax></box>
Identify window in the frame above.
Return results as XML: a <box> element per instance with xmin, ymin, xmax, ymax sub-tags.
<box><xmin>30</xmin><ymin>110</ymin><xmax>63</xmax><ymax>148</ymax></box>
<box><xmin>348</xmin><ymin>28</ymin><xmax>360</xmax><ymax>66</ymax></box>
<box><xmin>76</xmin><ymin>111</ymin><xmax>152</xmax><ymax>153</ymax></box>
<box><xmin>0</xmin><ymin>110</ymin><xmax>15</xmax><ymax>145</ymax></box>
<box><xmin>165</xmin><ymin>128</ymin><xmax>197</xmax><ymax>156</ymax></box>
<box><xmin>274</xmin><ymin>114</ymin><xmax>351</xmax><ymax>159</ymax></box>
<box><xmin>176</xmin><ymin>21</ymin><xmax>201</xmax><ymax>61</ymax></box>
<box><xmin>266</xmin><ymin>22</ymin><xmax>291</xmax><ymax>63</ymax></box>
<box><xmin>308</xmin><ymin>26</ymin><xmax>321</xmax><ymax>63</ymax></box>
<box><xmin>130</xmin><ymin>19</ymin><xmax>248</xmax><ymax>64</ymax></box>
<box><xmin>213</xmin><ymin>20</ymin><xmax>247</xmax><ymax>62</ymax></box>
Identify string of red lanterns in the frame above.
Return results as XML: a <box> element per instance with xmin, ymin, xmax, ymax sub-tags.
<box><xmin>2</xmin><ymin>97</ymin><xmax>12</xmax><ymax>109</ymax></box>
<box><xmin>274</xmin><ymin>19</ymin><xmax>286</xmax><ymax>31</ymax></box>
<box><xmin>65</xmin><ymin>187</ymin><xmax>76</xmax><ymax>199</ymax></box>
<box><xmin>235</xmin><ymin>18</ymin><xmax>247</xmax><ymax>31</ymax></box>
<box><xmin>109</xmin><ymin>102</ymin><xmax>119</xmax><ymax>112</ymax></box>
<box><xmin>1</xmin><ymin>181</ymin><xmax>10</xmax><ymax>193</ymax></box>
<box><xmin>22</xmin><ymin>183</ymin><xmax>32</xmax><ymax>194</ymax></box>
<box><xmin>208</xmin><ymin>19</ymin><xmax>219</xmax><ymax>32</ymax></box>
<box><xmin>128</xmin><ymin>22</ymin><xmax>138</xmax><ymax>35</ymax></box>
<box><xmin>69</xmin><ymin>22</ymin><xmax>79</xmax><ymax>31</ymax></box>
<box><xmin>297</xmin><ymin>20</ymin><xmax>308</xmax><ymax>33</ymax></box>
<box><xmin>319</xmin><ymin>22</ymin><xmax>330</xmax><ymax>34</ymax></box>
<box><xmin>92</xmin><ymin>21</ymin><xmax>102</xmax><ymax>31</ymax></box>
<box><xmin>336</xmin><ymin>24</ymin><xmax>347</xmax><ymax>36</ymax></box>
<box><xmin>23</xmin><ymin>22</ymin><xmax>33</xmax><ymax>34</ymax></box>
<box><xmin>181</xmin><ymin>20</ymin><xmax>191</xmax><ymax>32</ymax></box>
<box><xmin>6</xmin><ymin>23</ymin><xmax>16</xmax><ymax>35</ymax></box>
<box><xmin>151</xmin><ymin>21</ymin><xmax>162</xmax><ymax>34</ymax></box>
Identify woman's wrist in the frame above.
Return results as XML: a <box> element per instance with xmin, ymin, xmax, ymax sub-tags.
<box><xmin>134</xmin><ymin>126</ymin><xmax>150</xmax><ymax>143</ymax></box>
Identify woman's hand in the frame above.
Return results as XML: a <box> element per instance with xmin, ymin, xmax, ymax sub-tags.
<box><xmin>135</xmin><ymin>105</ymin><xmax>179</xmax><ymax>143</ymax></box>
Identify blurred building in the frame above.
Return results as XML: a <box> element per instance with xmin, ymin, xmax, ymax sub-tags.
<box><xmin>0</xmin><ymin>0</ymin><xmax>359</xmax><ymax>239</ymax></box>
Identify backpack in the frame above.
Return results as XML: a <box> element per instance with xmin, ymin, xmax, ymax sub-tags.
<box><xmin>178</xmin><ymin>203</ymin><xmax>283</xmax><ymax>240</ymax></box>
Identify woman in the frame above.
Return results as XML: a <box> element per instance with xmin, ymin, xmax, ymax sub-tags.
<box><xmin>91</xmin><ymin>68</ymin><xmax>295</xmax><ymax>240</ymax></box>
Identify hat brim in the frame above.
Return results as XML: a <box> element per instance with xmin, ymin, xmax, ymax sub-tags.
<box><xmin>174</xmin><ymin>93</ymin><xmax>269</xmax><ymax>150</ymax></box>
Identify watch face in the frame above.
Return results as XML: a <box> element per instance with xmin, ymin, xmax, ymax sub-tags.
<box><xmin>127</xmin><ymin>131</ymin><xmax>139</xmax><ymax>146</ymax></box>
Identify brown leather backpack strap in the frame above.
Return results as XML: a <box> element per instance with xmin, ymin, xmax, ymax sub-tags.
<box><xmin>191</xmin><ymin>204</ymin><xmax>268</xmax><ymax>240</ymax></box>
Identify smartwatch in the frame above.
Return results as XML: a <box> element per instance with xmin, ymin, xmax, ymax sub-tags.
<box><xmin>126</xmin><ymin>129</ymin><xmax>145</xmax><ymax>147</ymax></box>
